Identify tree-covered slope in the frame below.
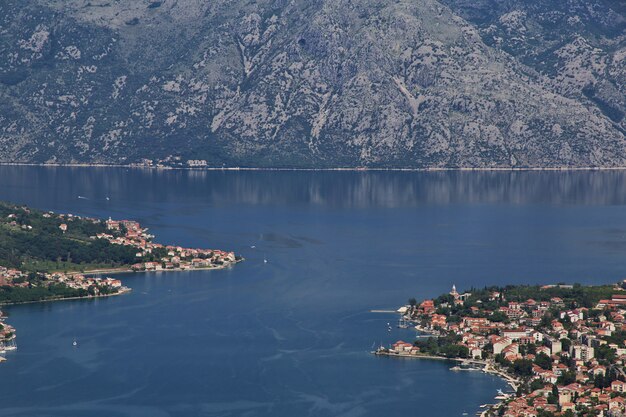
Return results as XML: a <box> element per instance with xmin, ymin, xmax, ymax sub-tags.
<box><xmin>0</xmin><ymin>202</ymin><xmax>136</xmax><ymax>272</ymax></box>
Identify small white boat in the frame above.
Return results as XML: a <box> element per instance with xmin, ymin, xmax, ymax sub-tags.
<box><xmin>263</xmin><ymin>258</ymin><xmax>268</xmax><ymax>263</ymax></box>
<box><xmin>397</xmin><ymin>317</ymin><xmax>410</xmax><ymax>328</ymax></box>
<box><xmin>72</xmin><ymin>339</ymin><xmax>77</xmax><ymax>347</ymax></box>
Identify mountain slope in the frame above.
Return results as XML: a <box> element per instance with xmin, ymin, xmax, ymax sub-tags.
<box><xmin>0</xmin><ymin>0</ymin><xmax>625</xmax><ymax>168</ymax></box>
<box><xmin>439</xmin><ymin>0</ymin><xmax>626</xmax><ymax>129</ymax></box>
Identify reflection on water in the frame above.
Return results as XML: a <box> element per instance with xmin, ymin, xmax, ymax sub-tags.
<box><xmin>0</xmin><ymin>167</ymin><xmax>625</xmax><ymax>417</ymax></box>
<box><xmin>3</xmin><ymin>166</ymin><xmax>626</xmax><ymax>208</ymax></box>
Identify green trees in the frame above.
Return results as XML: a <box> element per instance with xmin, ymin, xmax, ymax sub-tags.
<box><xmin>441</xmin><ymin>344</ymin><xmax>469</xmax><ymax>359</ymax></box>
<box><xmin>489</xmin><ymin>311</ymin><xmax>509</xmax><ymax>323</ymax></box>
<box><xmin>557</xmin><ymin>370</ymin><xmax>576</xmax><ymax>385</ymax></box>
<box><xmin>492</xmin><ymin>357</ymin><xmax>535</xmax><ymax>378</ymax></box>
<box><xmin>511</xmin><ymin>359</ymin><xmax>534</xmax><ymax>377</ymax></box>
<box><xmin>560</xmin><ymin>338</ymin><xmax>572</xmax><ymax>353</ymax></box>
<box><xmin>596</xmin><ymin>345</ymin><xmax>617</xmax><ymax>364</ymax></box>
<box><xmin>495</xmin><ymin>353</ymin><xmax>512</xmax><ymax>368</ymax></box>
<box><xmin>413</xmin><ymin>334</ymin><xmax>468</xmax><ymax>358</ymax></box>
<box><xmin>534</xmin><ymin>353</ymin><xmax>552</xmax><ymax>370</ymax></box>
<box><xmin>0</xmin><ymin>281</ymin><xmax>119</xmax><ymax>304</ymax></box>
<box><xmin>435</xmin><ymin>283</ymin><xmax>616</xmax><ymax>315</ymax></box>
<box><xmin>546</xmin><ymin>385</ymin><xmax>558</xmax><ymax>405</ymax></box>
<box><xmin>0</xmin><ymin>202</ymin><xmax>138</xmax><ymax>272</ymax></box>
<box><xmin>434</xmin><ymin>294</ymin><xmax>455</xmax><ymax>306</ymax></box>
<box><xmin>529</xmin><ymin>379</ymin><xmax>545</xmax><ymax>391</ymax></box>
<box><xmin>604</xmin><ymin>331</ymin><xmax>626</xmax><ymax>347</ymax></box>
<box><xmin>593</xmin><ymin>372</ymin><xmax>616</xmax><ymax>389</ymax></box>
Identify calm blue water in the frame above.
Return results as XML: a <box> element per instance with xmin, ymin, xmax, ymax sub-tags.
<box><xmin>1</xmin><ymin>167</ymin><xmax>626</xmax><ymax>416</ymax></box>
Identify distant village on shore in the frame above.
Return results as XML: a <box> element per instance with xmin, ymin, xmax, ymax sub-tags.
<box><xmin>99</xmin><ymin>217</ymin><xmax>237</xmax><ymax>272</ymax></box>
<box><xmin>0</xmin><ymin>309</ymin><xmax>16</xmax><ymax>361</ymax></box>
<box><xmin>0</xmin><ymin>205</ymin><xmax>240</xmax><ymax>363</ymax></box>
<box><xmin>377</xmin><ymin>283</ymin><xmax>626</xmax><ymax>417</ymax></box>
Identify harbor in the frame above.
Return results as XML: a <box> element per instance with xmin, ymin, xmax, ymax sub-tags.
<box><xmin>373</xmin><ymin>282</ymin><xmax>626</xmax><ymax>416</ymax></box>
<box><xmin>372</xmin><ymin>346</ymin><xmax>518</xmax><ymax>414</ymax></box>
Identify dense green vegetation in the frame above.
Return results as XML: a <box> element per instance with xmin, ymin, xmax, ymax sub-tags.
<box><xmin>0</xmin><ymin>282</ymin><xmax>119</xmax><ymax>304</ymax></box>
<box><xmin>0</xmin><ymin>284</ymin><xmax>88</xmax><ymax>304</ymax></box>
<box><xmin>433</xmin><ymin>284</ymin><xmax>617</xmax><ymax>325</ymax></box>
<box><xmin>0</xmin><ymin>202</ymin><xmax>137</xmax><ymax>272</ymax></box>
<box><xmin>0</xmin><ymin>201</ymin><xmax>135</xmax><ymax>304</ymax></box>
<box><xmin>495</xmin><ymin>284</ymin><xmax>616</xmax><ymax>308</ymax></box>
<box><xmin>414</xmin><ymin>334</ymin><xmax>470</xmax><ymax>359</ymax></box>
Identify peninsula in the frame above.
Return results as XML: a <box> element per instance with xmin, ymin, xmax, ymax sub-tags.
<box><xmin>0</xmin><ymin>201</ymin><xmax>240</xmax><ymax>359</ymax></box>
<box><xmin>377</xmin><ymin>283</ymin><xmax>626</xmax><ymax>417</ymax></box>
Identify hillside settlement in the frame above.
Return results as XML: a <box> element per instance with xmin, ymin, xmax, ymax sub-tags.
<box><xmin>379</xmin><ymin>283</ymin><xmax>626</xmax><ymax>417</ymax></box>
<box><xmin>0</xmin><ymin>205</ymin><xmax>239</xmax><ymax>363</ymax></box>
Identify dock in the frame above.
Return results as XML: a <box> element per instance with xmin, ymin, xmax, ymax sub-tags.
<box><xmin>450</xmin><ymin>365</ymin><xmax>481</xmax><ymax>372</ymax></box>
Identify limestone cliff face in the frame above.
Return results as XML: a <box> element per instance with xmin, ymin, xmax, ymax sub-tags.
<box><xmin>0</xmin><ymin>0</ymin><xmax>624</xmax><ymax>168</ymax></box>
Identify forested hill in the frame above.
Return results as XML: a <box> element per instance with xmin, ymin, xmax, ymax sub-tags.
<box><xmin>0</xmin><ymin>202</ymin><xmax>136</xmax><ymax>273</ymax></box>
<box><xmin>0</xmin><ymin>0</ymin><xmax>625</xmax><ymax>168</ymax></box>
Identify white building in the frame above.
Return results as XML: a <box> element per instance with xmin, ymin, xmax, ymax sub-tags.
<box><xmin>571</xmin><ymin>344</ymin><xmax>594</xmax><ymax>361</ymax></box>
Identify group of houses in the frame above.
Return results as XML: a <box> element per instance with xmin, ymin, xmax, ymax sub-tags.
<box><xmin>502</xmin><ymin>381</ymin><xmax>626</xmax><ymax>417</ymax></box>
<box><xmin>0</xmin><ymin>208</ymin><xmax>239</xmax><ymax>365</ymax></box>
<box><xmin>0</xmin><ymin>266</ymin><xmax>124</xmax><ymax>294</ymax></box>
<box><xmin>97</xmin><ymin>217</ymin><xmax>237</xmax><ymax>271</ymax></box>
<box><xmin>0</xmin><ymin>309</ymin><xmax>16</xmax><ymax>360</ymax></box>
<box><xmin>389</xmin><ymin>284</ymin><xmax>626</xmax><ymax>416</ymax></box>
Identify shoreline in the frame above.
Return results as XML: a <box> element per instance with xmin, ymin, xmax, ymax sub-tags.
<box><xmin>3</xmin><ymin>162</ymin><xmax>626</xmax><ymax>172</ymax></box>
<box><xmin>373</xmin><ymin>350</ymin><xmax>518</xmax><ymax>415</ymax></box>
<box><xmin>0</xmin><ymin>206</ymin><xmax>244</xmax><ymax>367</ymax></box>
<box><xmin>0</xmin><ymin>287</ymin><xmax>132</xmax><ymax>306</ymax></box>
<box><xmin>0</xmin><ymin>260</ymin><xmax>243</xmax><ymax>306</ymax></box>
<box><xmin>75</xmin><ymin>260</ymin><xmax>242</xmax><ymax>277</ymax></box>
<box><xmin>376</xmin><ymin>308</ymin><xmax>520</xmax><ymax>416</ymax></box>
<box><xmin>372</xmin><ymin>350</ymin><xmax>519</xmax><ymax>387</ymax></box>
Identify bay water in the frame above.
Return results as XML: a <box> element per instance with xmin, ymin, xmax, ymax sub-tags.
<box><xmin>1</xmin><ymin>167</ymin><xmax>626</xmax><ymax>416</ymax></box>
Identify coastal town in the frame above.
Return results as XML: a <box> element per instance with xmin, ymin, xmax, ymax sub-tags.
<box><xmin>377</xmin><ymin>283</ymin><xmax>626</xmax><ymax>417</ymax></box>
<box><xmin>99</xmin><ymin>217</ymin><xmax>238</xmax><ymax>272</ymax></box>
<box><xmin>0</xmin><ymin>308</ymin><xmax>16</xmax><ymax>362</ymax></box>
<box><xmin>0</xmin><ymin>203</ymin><xmax>240</xmax><ymax>363</ymax></box>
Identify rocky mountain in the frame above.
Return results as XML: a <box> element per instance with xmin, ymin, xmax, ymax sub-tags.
<box><xmin>0</xmin><ymin>0</ymin><xmax>625</xmax><ymax>168</ymax></box>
